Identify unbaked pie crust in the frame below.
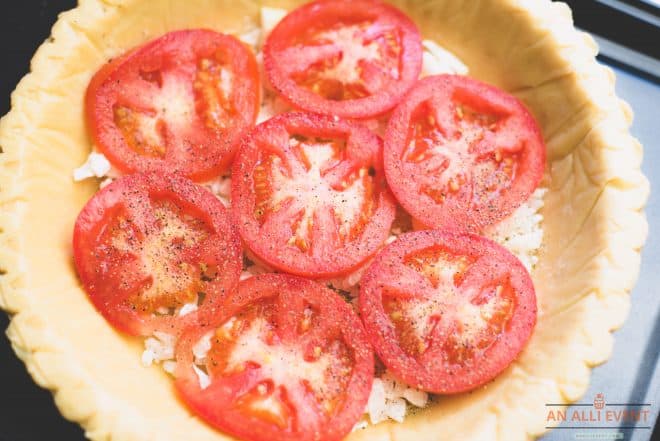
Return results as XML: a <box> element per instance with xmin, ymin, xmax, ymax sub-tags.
<box><xmin>0</xmin><ymin>1</ymin><xmax>649</xmax><ymax>440</ymax></box>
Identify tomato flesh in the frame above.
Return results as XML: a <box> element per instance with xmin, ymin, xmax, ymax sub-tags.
<box><xmin>359</xmin><ymin>230</ymin><xmax>537</xmax><ymax>393</ymax></box>
<box><xmin>385</xmin><ymin>74</ymin><xmax>546</xmax><ymax>233</ymax></box>
<box><xmin>264</xmin><ymin>0</ymin><xmax>422</xmax><ymax>119</ymax></box>
<box><xmin>175</xmin><ymin>274</ymin><xmax>373</xmax><ymax>441</ymax></box>
<box><xmin>232</xmin><ymin>112</ymin><xmax>396</xmax><ymax>277</ymax></box>
<box><xmin>86</xmin><ymin>29</ymin><xmax>260</xmax><ymax>181</ymax></box>
<box><xmin>72</xmin><ymin>173</ymin><xmax>242</xmax><ymax>336</ymax></box>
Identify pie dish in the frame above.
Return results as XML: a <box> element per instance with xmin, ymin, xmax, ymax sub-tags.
<box><xmin>0</xmin><ymin>0</ymin><xmax>649</xmax><ymax>440</ymax></box>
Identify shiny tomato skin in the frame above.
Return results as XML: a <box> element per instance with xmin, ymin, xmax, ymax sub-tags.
<box><xmin>232</xmin><ymin>112</ymin><xmax>396</xmax><ymax>278</ymax></box>
<box><xmin>359</xmin><ymin>230</ymin><xmax>537</xmax><ymax>394</ymax></box>
<box><xmin>86</xmin><ymin>29</ymin><xmax>260</xmax><ymax>181</ymax></box>
<box><xmin>264</xmin><ymin>0</ymin><xmax>422</xmax><ymax>119</ymax></box>
<box><xmin>384</xmin><ymin>74</ymin><xmax>546</xmax><ymax>233</ymax></box>
<box><xmin>72</xmin><ymin>173</ymin><xmax>242</xmax><ymax>336</ymax></box>
<box><xmin>175</xmin><ymin>274</ymin><xmax>374</xmax><ymax>441</ymax></box>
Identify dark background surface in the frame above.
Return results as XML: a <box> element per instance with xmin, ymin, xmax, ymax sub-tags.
<box><xmin>1</xmin><ymin>4</ymin><xmax>85</xmax><ymax>440</ymax></box>
<box><xmin>0</xmin><ymin>1</ymin><xmax>658</xmax><ymax>441</ymax></box>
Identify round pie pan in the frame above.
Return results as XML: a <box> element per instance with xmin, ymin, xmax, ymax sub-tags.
<box><xmin>0</xmin><ymin>1</ymin><xmax>649</xmax><ymax>440</ymax></box>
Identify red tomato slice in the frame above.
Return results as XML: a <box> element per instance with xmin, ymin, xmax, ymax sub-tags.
<box><xmin>73</xmin><ymin>173</ymin><xmax>242</xmax><ymax>336</ymax></box>
<box><xmin>359</xmin><ymin>230</ymin><xmax>537</xmax><ymax>394</ymax></box>
<box><xmin>384</xmin><ymin>74</ymin><xmax>546</xmax><ymax>233</ymax></box>
<box><xmin>232</xmin><ymin>112</ymin><xmax>396</xmax><ymax>278</ymax></box>
<box><xmin>175</xmin><ymin>274</ymin><xmax>374</xmax><ymax>441</ymax></box>
<box><xmin>264</xmin><ymin>0</ymin><xmax>422</xmax><ymax>119</ymax></box>
<box><xmin>86</xmin><ymin>29</ymin><xmax>260</xmax><ymax>181</ymax></box>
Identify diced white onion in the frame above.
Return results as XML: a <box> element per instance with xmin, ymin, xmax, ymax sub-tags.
<box><xmin>261</xmin><ymin>7</ymin><xmax>287</xmax><ymax>37</ymax></box>
<box><xmin>193</xmin><ymin>364</ymin><xmax>211</xmax><ymax>389</ymax></box>
<box><xmin>73</xmin><ymin>151</ymin><xmax>111</xmax><ymax>181</ymax></box>
<box><xmin>420</xmin><ymin>39</ymin><xmax>469</xmax><ymax>76</ymax></box>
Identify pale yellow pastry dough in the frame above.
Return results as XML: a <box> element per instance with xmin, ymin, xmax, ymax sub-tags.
<box><xmin>0</xmin><ymin>0</ymin><xmax>649</xmax><ymax>440</ymax></box>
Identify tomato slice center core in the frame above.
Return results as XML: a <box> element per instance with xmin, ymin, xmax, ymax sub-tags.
<box><xmin>103</xmin><ymin>198</ymin><xmax>212</xmax><ymax>314</ymax></box>
<box><xmin>112</xmin><ymin>51</ymin><xmax>237</xmax><ymax>159</ymax></box>
<box><xmin>288</xmin><ymin>20</ymin><xmax>402</xmax><ymax>101</ymax></box>
<box><xmin>254</xmin><ymin>134</ymin><xmax>374</xmax><ymax>253</ymax></box>
<box><xmin>384</xmin><ymin>246</ymin><xmax>515</xmax><ymax>365</ymax></box>
<box><xmin>403</xmin><ymin>99</ymin><xmax>521</xmax><ymax>205</ymax></box>
<box><xmin>202</xmin><ymin>299</ymin><xmax>353</xmax><ymax>429</ymax></box>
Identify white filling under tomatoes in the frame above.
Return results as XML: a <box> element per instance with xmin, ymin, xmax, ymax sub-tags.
<box><xmin>73</xmin><ymin>6</ymin><xmax>544</xmax><ymax>429</ymax></box>
<box><xmin>484</xmin><ymin>188</ymin><xmax>547</xmax><ymax>271</ymax></box>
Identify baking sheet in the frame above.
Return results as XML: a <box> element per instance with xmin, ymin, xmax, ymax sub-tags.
<box><xmin>542</xmin><ymin>65</ymin><xmax>660</xmax><ymax>441</ymax></box>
